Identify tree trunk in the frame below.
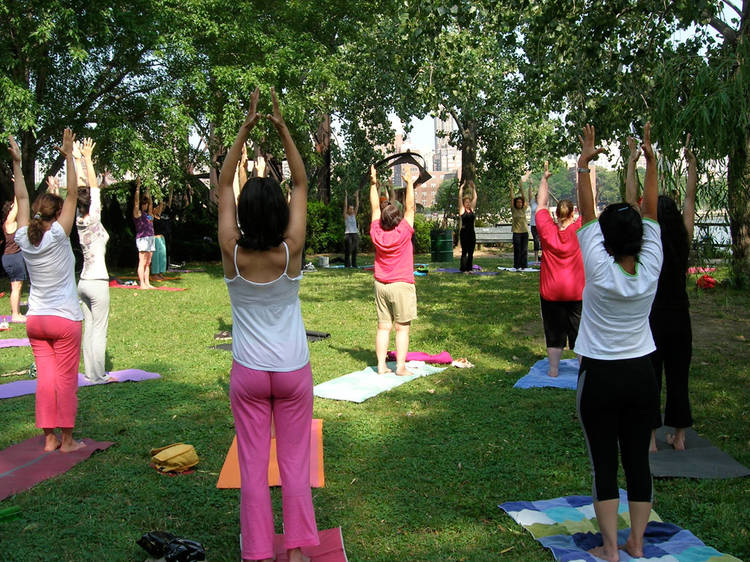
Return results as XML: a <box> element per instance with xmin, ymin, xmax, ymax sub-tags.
<box><xmin>727</xmin><ymin>128</ymin><xmax>750</xmax><ymax>286</ymax></box>
<box><xmin>315</xmin><ymin>113</ymin><xmax>331</xmax><ymax>204</ymax></box>
<box><xmin>459</xmin><ymin>118</ymin><xmax>478</xmax><ymax>185</ymax></box>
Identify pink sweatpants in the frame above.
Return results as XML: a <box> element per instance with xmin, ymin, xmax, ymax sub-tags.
<box><xmin>229</xmin><ymin>360</ymin><xmax>319</xmax><ymax>560</ymax></box>
<box><xmin>26</xmin><ymin>315</ymin><xmax>82</xmax><ymax>429</ymax></box>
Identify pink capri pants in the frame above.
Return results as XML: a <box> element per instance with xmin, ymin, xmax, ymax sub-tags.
<box><xmin>26</xmin><ymin>315</ymin><xmax>82</xmax><ymax>429</ymax></box>
<box><xmin>229</xmin><ymin>360</ymin><xmax>319</xmax><ymax>560</ymax></box>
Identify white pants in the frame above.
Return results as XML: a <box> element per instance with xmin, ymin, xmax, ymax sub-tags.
<box><xmin>78</xmin><ymin>279</ymin><xmax>110</xmax><ymax>383</ymax></box>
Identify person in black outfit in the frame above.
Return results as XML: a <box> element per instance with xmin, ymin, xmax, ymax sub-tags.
<box><xmin>458</xmin><ymin>179</ymin><xmax>478</xmax><ymax>272</ymax></box>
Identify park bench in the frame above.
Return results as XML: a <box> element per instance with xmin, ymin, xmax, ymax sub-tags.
<box><xmin>475</xmin><ymin>224</ymin><xmax>513</xmax><ymax>245</ymax></box>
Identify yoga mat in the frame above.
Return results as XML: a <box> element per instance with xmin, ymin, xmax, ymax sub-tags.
<box><xmin>0</xmin><ymin>435</ymin><xmax>114</xmax><ymax>501</ymax></box>
<box><xmin>211</xmin><ymin>330</ymin><xmax>330</xmax><ymax>351</ymax></box>
<box><xmin>650</xmin><ymin>426</ymin><xmax>750</xmax><ymax>479</ymax></box>
<box><xmin>435</xmin><ymin>268</ymin><xmax>498</xmax><ymax>276</ymax></box>
<box><xmin>497</xmin><ymin>266</ymin><xmax>539</xmax><ymax>272</ymax></box>
<box><xmin>0</xmin><ymin>338</ymin><xmax>30</xmax><ymax>349</ymax></box>
<box><xmin>109</xmin><ymin>280</ymin><xmax>186</xmax><ymax>291</ymax></box>
<box><xmin>115</xmin><ymin>275</ymin><xmax>183</xmax><ymax>281</ymax></box>
<box><xmin>313</xmin><ymin>361</ymin><xmax>446</xmax><ymax>403</ymax></box>
<box><xmin>513</xmin><ymin>358</ymin><xmax>579</xmax><ymax>390</ymax></box>
<box><xmin>168</xmin><ymin>267</ymin><xmax>205</xmax><ymax>273</ymax></box>
<box><xmin>386</xmin><ymin>350</ymin><xmax>453</xmax><ymax>364</ymax></box>
<box><xmin>217</xmin><ymin>419</ymin><xmax>324</xmax><ymax>488</ymax></box>
<box><xmin>500</xmin><ymin>489</ymin><xmax>741</xmax><ymax>561</ymax></box>
<box><xmin>240</xmin><ymin>527</ymin><xmax>348</xmax><ymax>562</ymax></box>
<box><xmin>0</xmin><ymin>369</ymin><xmax>160</xmax><ymax>400</ymax></box>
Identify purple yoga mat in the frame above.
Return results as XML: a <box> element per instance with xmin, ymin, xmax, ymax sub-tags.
<box><xmin>0</xmin><ymin>369</ymin><xmax>161</xmax><ymax>400</ymax></box>
<box><xmin>0</xmin><ymin>435</ymin><xmax>114</xmax><ymax>501</ymax></box>
<box><xmin>0</xmin><ymin>338</ymin><xmax>30</xmax><ymax>349</ymax></box>
<box><xmin>386</xmin><ymin>350</ymin><xmax>454</xmax><ymax>364</ymax></box>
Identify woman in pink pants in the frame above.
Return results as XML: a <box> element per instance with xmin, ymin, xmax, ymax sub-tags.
<box><xmin>9</xmin><ymin>130</ymin><xmax>83</xmax><ymax>453</ymax></box>
<box><xmin>218</xmin><ymin>88</ymin><xmax>318</xmax><ymax>562</ymax></box>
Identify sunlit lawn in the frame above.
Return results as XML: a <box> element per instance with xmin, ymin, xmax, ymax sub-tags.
<box><xmin>0</xmin><ymin>252</ymin><xmax>748</xmax><ymax>560</ymax></box>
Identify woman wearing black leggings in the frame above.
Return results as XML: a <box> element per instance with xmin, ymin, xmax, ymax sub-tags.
<box><xmin>574</xmin><ymin>123</ymin><xmax>662</xmax><ymax>562</ymax></box>
<box><xmin>458</xmin><ymin>179</ymin><xmax>477</xmax><ymax>272</ymax></box>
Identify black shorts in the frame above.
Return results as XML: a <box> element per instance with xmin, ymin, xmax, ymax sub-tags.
<box><xmin>540</xmin><ymin>297</ymin><xmax>582</xmax><ymax>349</ymax></box>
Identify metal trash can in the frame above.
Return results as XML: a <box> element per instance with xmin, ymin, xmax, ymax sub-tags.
<box><xmin>430</xmin><ymin>230</ymin><xmax>453</xmax><ymax>262</ymax></box>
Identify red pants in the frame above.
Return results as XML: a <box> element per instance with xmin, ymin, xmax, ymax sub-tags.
<box><xmin>229</xmin><ymin>360</ymin><xmax>319</xmax><ymax>560</ymax></box>
<box><xmin>27</xmin><ymin>315</ymin><xmax>82</xmax><ymax>429</ymax></box>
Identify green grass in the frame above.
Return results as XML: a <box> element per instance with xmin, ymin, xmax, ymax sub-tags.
<box><xmin>1</xmin><ymin>255</ymin><xmax>748</xmax><ymax>561</ymax></box>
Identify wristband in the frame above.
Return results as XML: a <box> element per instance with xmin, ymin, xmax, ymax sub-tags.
<box><xmin>577</xmin><ymin>168</ymin><xmax>591</xmax><ymax>174</ymax></box>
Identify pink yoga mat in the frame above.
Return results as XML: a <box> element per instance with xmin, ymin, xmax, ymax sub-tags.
<box><xmin>0</xmin><ymin>435</ymin><xmax>114</xmax><ymax>501</ymax></box>
<box><xmin>0</xmin><ymin>369</ymin><xmax>161</xmax><ymax>400</ymax></box>
<box><xmin>109</xmin><ymin>280</ymin><xmax>186</xmax><ymax>291</ymax></box>
<box><xmin>0</xmin><ymin>338</ymin><xmax>30</xmax><ymax>349</ymax></box>
<box><xmin>385</xmin><ymin>350</ymin><xmax>453</xmax><ymax>364</ymax></box>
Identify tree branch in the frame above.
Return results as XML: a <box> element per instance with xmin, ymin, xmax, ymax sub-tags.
<box><xmin>721</xmin><ymin>0</ymin><xmax>743</xmax><ymax>18</ymax></box>
<box><xmin>708</xmin><ymin>15</ymin><xmax>738</xmax><ymax>45</ymax></box>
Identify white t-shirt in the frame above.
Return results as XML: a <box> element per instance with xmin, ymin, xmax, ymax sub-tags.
<box><xmin>573</xmin><ymin>218</ymin><xmax>662</xmax><ymax>360</ymax></box>
<box><xmin>15</xmin><ymin>221</ymin><xmax>83</xmax><ymax>321</ymax></box>
<box><xmin>344</xmin><ymin>213</ymin><xmax>358</xmax><ymax>234</ymax></box>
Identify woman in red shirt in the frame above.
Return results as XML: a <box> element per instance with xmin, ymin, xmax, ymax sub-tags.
<box><xmin>369</xmin><ymin>165</ymin><xmax>416</xmax><ymax>376</ymax></box>
<box><xmin>535</xmin><ymin>161</ymin><xmax>585</xmax><ymax>377</ymax></box>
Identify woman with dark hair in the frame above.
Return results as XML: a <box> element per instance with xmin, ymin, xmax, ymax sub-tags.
<box><xmin>9</xmin><ymin>130</ymin><xmax>84</xmax><ymax>453</ymax></box>
<box><xmin>458</xmin><ymin>179</ymin><xmax>478</xmax><ymax>272</ymax></box>
<box><xmin>75</xmin><ymin>138</ymin><xmax>111</xmax><ymax>384</ymax></box>
<box><xmin>2</xmin><ymin>196</ymin><xmax>26</xmax><ymax>322</ymax></box>
<box><xmin>510</xmin><ymin>171</ymin><xmax>531</xmax><ymax>269</ymax></box>
<box><xmin>133</xmin><ymin>177</ymin><xmax>155</xmax><ymax>290</ymax></box>
<box><xmin>343</xmin><ymin>190</ymin><xmax>360</xmax><ymax>268</ymax></box>
<box><xmin>626</xmin><ymin>135</ymin><xmax>697</xmax><ymax>452</ymax></box>
<box><xmin>574</xmin><ymin>123</ymin><xmax>662</xmax><ymax>561</ymax></box>
<box><xmin>218</xmin><ymin>87</ymin><xmax>318</xmax><ymax>562</ymax></box>
<box><xmin>535</xmin><ymin>161</ymin><xmax>584</xmax><ymax>377</ymax></box>
<box><xmin>369</xmin><ymin>164</ymin><xmax>416</xmax><ymax>376</ymax></box>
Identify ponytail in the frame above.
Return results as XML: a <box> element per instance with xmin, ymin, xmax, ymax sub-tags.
<box><xmin>28</xmin><ymin>193</ymin><xmax>63</xmax><ymax>246</ymax></box>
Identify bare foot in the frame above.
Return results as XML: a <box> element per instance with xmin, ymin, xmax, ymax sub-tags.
<box><xmin>666</xmin><ymin>431</ymin><xmax>686</xmax><ymax>451</ymax></box>
<box><xmin>44</xmin><ymin>433</ymin><xmax>61</xmax><ymax>451</ymax></box>
<box><xmin>287</xmin><ymin>547</ymin><xmax>310</xmax><ymax>562</ymax></box>
<box><xmin>621</xmin><ymin>536</ymin><xmax>644</xmax><ymax>558</ymax></box>
<box><xmin>395</xmin><ymin>366</ymin><xmax>414</xmax><ymax>376</ymax></box>
<box><xmin>60</xmin><ymin>440</ymin><xmax>87</xmax><ymax>453</ymax></box>
<box><xmin>588</xmin><ymin>544</ymin><xmax>619</xmax><ymax>562</ymax></box>
<box><xmin>548</xmin><ymin>369</ymin><xmax>559</xmax><ymax>378</ymax></box>
<box><xmin>377</xmin><ymin>365</ymin><xmax>393</xmax><ymax>375</ymax></box>
<box><xmin>10</xmin><ymin>314</ymin><xmax>26</xmax><ymax>323</ymax></box>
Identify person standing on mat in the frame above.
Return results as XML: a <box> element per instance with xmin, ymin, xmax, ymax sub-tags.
<box><xmin>218</xmin><ymin>87</ymin><xmax>318</xmax><ymax>562</ymax></box>
<box><xmin>574</xmin><ymin>122</ymin><xmax>662</xmax><ymax>561</ymax></box>
<box><xmin>535</xmin><ymin>161</ymin><xmax>584</xmax><ymax>377</ymax></box>
<box><xmin>369</xmin><ymin>164</ymin><xmax>417</xmax><ymax>376</ymax></box>
<box><xmin>75</xmin><ymin>138</ymin><xmax>111</xmax><ymax>384</ymax></box>
<box><xmin>343</xmin><ymin>190</ymin><xmax>359</xmax><ymax>268</ymax></box>
<box><xmin>458</xmin><ymin>179</ymin><xmax>478</xmax><ymax>272</ymax></box>
<box><xmin>528</xmin><ymin>180</ymin><xmax>540</xmax><ymax>262</ymax></box>
<box><xmin>2</xmin><ymin>197</ymin><xmax>27</xmax><ymax>323</ymax></box>
<box><xmin>510</xmin><ymin>171</ymin><xmax>531</xmax><ymax>269</ymax></box>
<box><xmin>9</xmin><ymin>130</ymin><xmax>85</xmax><ymax>453</ymax></box>
<box><xmin>133</xmin><ymin>177</ymin><xmax>155</xmax><ymax>290</ymax></box>
<box><xmin>626</xmin><ymin>134</ymin><xmax>697</xmax><ymax>452</ymax></box>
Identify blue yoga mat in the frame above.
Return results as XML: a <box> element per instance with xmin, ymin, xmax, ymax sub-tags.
<box><xmin>314</xmin><ymin>362</ymin><xmax>446</xmax><ymax>403</ymax></box>
<box><xmin>513</xmin><ymin>358</ymin><xmax>579</xmax><ymax>390</ymax></box>
<box><xmin>500</xmin><ymin>489</ymin><xmax>741</xmax><ymax>561</ymax></box>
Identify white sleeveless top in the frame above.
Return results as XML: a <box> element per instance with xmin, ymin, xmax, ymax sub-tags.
<box><xmin>224</xmin><ymin>242</ymin><xmax>309</xmax><ymax>371</ymax></box>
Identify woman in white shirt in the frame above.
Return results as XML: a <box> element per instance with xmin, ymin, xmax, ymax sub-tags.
<box><xmin>218</xmin><ymin>88</ymin><xmax>318</xmax><ymax>562</ymax></box>
<box><xmin>574</xmin><ymin>123</ymin><xmax>662</xmax><ymax>562</ymax></box>
<box><xmin>9</xmin><ymin>129</ymin><xmax>84</xmax><ymax>454</ymax></box>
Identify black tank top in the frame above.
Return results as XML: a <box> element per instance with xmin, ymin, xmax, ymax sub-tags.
<box><xmin>460</xmin><ymin>211</ymin><xmax>475</xmax><ymax>231</ymax></box>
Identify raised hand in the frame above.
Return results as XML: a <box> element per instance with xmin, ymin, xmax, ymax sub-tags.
<box><xmin>402</xmin><ymin>166</ymin><xmax>414</xmax><ymax>186</ymax></box>
<box><xmin>57</xmin><ymin>128</ymin><xmax>76</xmax><ymax>158</ymax></box>
<box><xmin>266</xmin><ymin>87</ymin><xmax>285</xmax><ymax>129</ymax></box>
<box><xmin>46</xmin><ymin>176</ymin><xmax>60</xmax><ymax>195</ymax></box>
<box><xmin>370</xmin><ymin>164</ymin><xmax>377</xmax><ymax>184</ymax></box>
<box><xmin>72</xmin><ymin>140</ymin><xmax>83</xmax><ymax>160</ymax></box>
<box><xmin>683</xmin><ymin>132</ymin><xmax>695</xmax><ymax>165</ymax></box>
<box><xmin>543</xmin><ymin>161</ymin><xmax>552</xmax><ymax>179</ymax></box>
<box><xmin>577</xmin><ymin>124</ymin><xmax>606</xmax><ymax>165</ymax></box>
<box><xmin>255</xmin><ymin>155</ymin><xmax>266</xmax><ymax>178</ymax></box>
<box><xmin>242</xmin><ymin>87</ymin><xmax>261</xmax><ymax>132</ymax></box>
<box><xmin>7</xmin><ymin>135</ymin><xmax>21</xmax><ymax>163</ymax></box>
<box><xmin>81</xmin><ymin>138</ymin><xmax>96</xmax><ymax>160</ymax></box>
<box><xmin>521</xmin><ymin>170</ymin><xmax>533</xmax><ymax>183</ymax></box>
<box><xmin>627</xmin><ymin>136</ymin><xmax>641</xmax><ymax>163</ymax></box>
<box><xmin>640</xmin><ymin>122</ymin><xmax>655</xmax><ymax>162</ymax></box>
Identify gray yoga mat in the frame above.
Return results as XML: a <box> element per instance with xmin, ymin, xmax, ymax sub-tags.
<box><xmin>649</xmin><ymin>426</ymin><xmax>750</xmax><ymax>479</ymax></box>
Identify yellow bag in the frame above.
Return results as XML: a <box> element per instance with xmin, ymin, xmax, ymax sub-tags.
<box><xmin>150</xmin><ymin>443</ymin><xmax>199</xmax><ymax>473</ymax></box>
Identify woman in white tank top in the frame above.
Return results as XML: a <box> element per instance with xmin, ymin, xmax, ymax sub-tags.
<box><xmin>217</xmin><ymin>87</ymin><xmax>318</xmax><ymax>562</ymax></box>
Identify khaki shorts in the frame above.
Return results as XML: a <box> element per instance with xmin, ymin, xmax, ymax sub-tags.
<box><xmin>374</xmin><ymin>280</ymin><xmax>417</xmax><ymax>324</ymax></box>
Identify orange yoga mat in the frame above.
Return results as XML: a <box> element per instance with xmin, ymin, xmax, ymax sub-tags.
<box><xmin>217</xmin><ymin>419</ymin><xmax>324</xmax><ymax>488</ymax></box>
